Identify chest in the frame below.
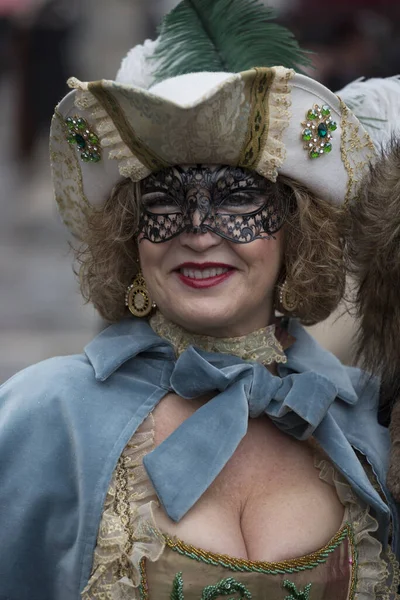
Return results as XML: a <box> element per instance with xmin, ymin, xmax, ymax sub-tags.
<box><xmin>152</xmin><ymin>393</ymin><xmax>345</xmax><ymax>562</ymax></box>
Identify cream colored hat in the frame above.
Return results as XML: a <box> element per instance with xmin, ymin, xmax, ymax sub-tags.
<box><xmin>50</xmin><ymin>2</ymin><xmax>376</xmax><ymax>238</ymax></box>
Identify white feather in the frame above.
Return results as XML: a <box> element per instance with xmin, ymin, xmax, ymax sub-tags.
<box><xmin>115</xmin><ymin>38</ymin><xmax>160</xmax><ymax>89</ymax></box>
<box><xmin>337</xmin><ymin>76</ymin><xmax>400</xmax><ymax>148</ymax></box>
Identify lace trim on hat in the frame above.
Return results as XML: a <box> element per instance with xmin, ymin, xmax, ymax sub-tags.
<box><xmin>338</xmin><ymin>98</ymin><xmax>375</xmax><ymax>204</ymax></box>
<box><xmin>81</xmin><ymin>415</ymin><xmax>164</xmax><ymax>600</ymax></box>
<box><xmin>252</xmin><ymin>66</ymin><xmax>294</xmax><ymax>183</ymax></box>
<box><xmin>315</xmin><ymin>455</ymin><xmax>398</xmax><ymax>599</ymax></box>
<box><xmin>149</xmin><ymin>310</ymin><xmax>288</xmax><ymax>366</ymax></box>
<box><xmin>68</xmin><ymin>77</ymin><xmax>155</xmax><ymax>181</ymax></box>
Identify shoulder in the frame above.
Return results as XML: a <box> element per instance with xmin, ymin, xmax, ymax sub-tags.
<box><xmin>284</xmin><ymin>320</ymin><xmax>389</xmax><ymax>454</ymax></box>
<box><xmin>0</xmin><ymin>335</ymin><xmax>167</xmax><ymax>596</ymax></box>
<box><xmin>0</xmin><ymin>353</ymin><xmax>96</xmax><ymax>416</ymax></box>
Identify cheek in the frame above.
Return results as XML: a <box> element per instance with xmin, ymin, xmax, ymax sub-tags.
<box><xmin>139</xmin><ymin>239</ymin><xmax>175</xmax><ymax>290</ymax></box>
<box><xmin>244</xmin><ymin>234</ymin><xmax>284</xmax><ymax>276</ymax></box>
<box><xmin>138</xmin><ymin>240</ymin><xmax>163</xmax><ymax>274</ymax></box>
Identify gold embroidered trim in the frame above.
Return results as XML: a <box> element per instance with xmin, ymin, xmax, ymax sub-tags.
<box><xmin>139</xmin><ymin>557</ymin><xmax>149</xmax><ymax>600</ymax></box>
<box><xmin>81</xmin><ymin>416</ymin><xmax>165</xmax><ymax>599</ymax></box>
<box><xmin>254</xmin><ymin>66</ymin><xmax>294</xmax><ymax>182</ymax></box>
<box><xmin>88</xmin><ymin>81</ymin><xmax>168</xmax><ymax>172</ymax></box>
<box><xmin>339</xmin><ymin>98</ymin><xmax>375</xmax><ymax>204</ymax></box>
<box><xmin>348</xmin><ymin>524</ymin><xmax>358</xmax><ymax>600</ymax></box>
<box><xmin>149</xmin><ymin>311</ymin><xmax>287</xmax><ymax>365</ymax></box>
<box><xmin>115</xmin><ymin>455</ymin><xmax>136</xmax><ymax>579</ymax></box>
<box><xmin>163</xmin><ymin>524</ymin><xmax>351</xmax><ymax>574</ymax></box>
<box><xmin>238</xmin><ymin>67</ymin><xmax>275</xmax><ymax>170</ymax></box>
<box><xmin>374</xmin><ymin>546</ymin><xmax>400</xmax><ymax>600</ymax></box>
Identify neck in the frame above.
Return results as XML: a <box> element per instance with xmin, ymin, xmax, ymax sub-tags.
<box><xmin>149</xmin><ymin>311</ymin><xmax>288</xmax><ymax>366</ymax></box>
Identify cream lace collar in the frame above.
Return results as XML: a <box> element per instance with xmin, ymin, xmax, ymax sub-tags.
<box><xmin>149</xmin><ymin>311</ymin><xmax>287</xmax><ymax>366</ymax></box>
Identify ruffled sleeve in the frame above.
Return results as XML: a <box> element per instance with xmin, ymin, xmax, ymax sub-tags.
<box><xmin>81</xmin><ymin>415</ymin><xmax>165</xmax><ymax>599</ymax></box>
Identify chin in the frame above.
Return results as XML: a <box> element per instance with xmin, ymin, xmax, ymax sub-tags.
<box><xmin>163</xmin><ymin>304</ymin><xmax>237</xmax><ymax>336</ymax></box>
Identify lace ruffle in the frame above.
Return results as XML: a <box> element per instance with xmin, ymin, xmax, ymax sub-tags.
<box><xmin>68</xmin><ymin>77</ymin><xmax>152</xmax><ymax>182</ymax></box>
<box><xmin>255</xmin><ymin>66</ymin><xmax>294</xmax><ymax>182</ymax></box>
<box><xmin>81</xmin><ymin>415</ymin><xmax>164</xmax><ymax>599</ymax></box>
<box><xmin>315</xmin><ymin>456</ymin><xmax>395</xmax><ymax>599</ymax></box>
<box><xmin>149</xmin><ymin>311</ymin><xmax>287</xmax><ymax>366</ymax></box>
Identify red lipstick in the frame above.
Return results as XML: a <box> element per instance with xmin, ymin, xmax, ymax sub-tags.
<box><xmin>175</xmin><ymin>262</ymin><xmax>235</xmax><ymax>289</ymax></box>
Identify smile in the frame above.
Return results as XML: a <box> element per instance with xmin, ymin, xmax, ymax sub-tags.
<box><xmin>180</xmin><ymin>267</ymin><xmax>230</xmax><ymax>279</ymax></box>
<box><xmin>176</xmin><ymin>263</ymin><xmax>235</xmax><ymax>289</ymax></box>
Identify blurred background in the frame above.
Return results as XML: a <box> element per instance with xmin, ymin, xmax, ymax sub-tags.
<box><xmin>0</xmin><ymin>0</ymin><xmax>399</xmax><ymax>382</ymax></box>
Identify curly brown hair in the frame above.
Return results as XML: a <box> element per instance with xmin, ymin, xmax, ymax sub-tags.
<box><xmin>76</xmin><ymin>173</ymin><xmax>346</xmax><ymax>325</ymax></box>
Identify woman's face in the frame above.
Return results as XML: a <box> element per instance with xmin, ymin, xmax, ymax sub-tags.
<box><xmin>138</xmin><ymin>165</ymin><xmax>286</xmax><ymax>337</ymax></box>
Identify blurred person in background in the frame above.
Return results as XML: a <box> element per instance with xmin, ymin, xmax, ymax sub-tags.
<box><xmin>11</xmin><ymin>0</ymin><xmax>81</xmax><ymax>161</ymax></box>
<box><xmin>285</xmin><ymin>0</ymin><xmax>400</xmax><ymax>86</ymax></box>
<box><xmin>0</xmin><ymin>1</ymin><xmax>399</xmax><ymax>599</ymax></box>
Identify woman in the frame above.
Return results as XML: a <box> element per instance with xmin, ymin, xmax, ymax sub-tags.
<box><xmin>0</xmin><ymin>0</ymin><xmax>398</xmax><ymax>598</ymax></box>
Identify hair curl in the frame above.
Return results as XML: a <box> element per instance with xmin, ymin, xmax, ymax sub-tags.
<box><xmin>76</xmin><ymin>174</ymin><xmax>345</xmax><ymax>325</ymax></box>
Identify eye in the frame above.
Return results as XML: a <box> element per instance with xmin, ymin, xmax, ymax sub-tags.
<box><xmin>141</xmin><ymin>193</ymin><xmax>181</xmax><ymax>215</ymax></box>
<box><xmin>217</xmin><ymin>192</ymin><xmax>265</xmax><ymax>215</ymax></box>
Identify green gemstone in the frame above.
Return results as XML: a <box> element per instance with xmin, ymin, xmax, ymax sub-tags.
<box><xmin>310</xmin><ymin>150</ymin><xmax>320</xmax><ymax>159</ymax></box>
<box><xmin>67</xmin><ymin>135</ymin><xmax>77</xmax><ymax>145</ymax></box>
<box><xmin>66</xmin><ymin>118</ymin><xmax>76</xmax><ymax>131</ymax></box>
<box><xmin>321</xmin><ymin>105</ymin><xmax>331</xmax><ymax>116</ymax></box>
<box><xmin>329</xmin><ymin>121</ymin><xmax>337</xmax><ymax>131</ymax></box>
<box><xmin>307</xmin><ymin>109</ymin><xmax>317</xmax><ymax>120</ymax></box>
<box><xmin>318</xmin><ymin>122</ymin><xmax>328</xmax><ymax>138</ymax></box>
<box><xmin>302</xmin><ymin>128</ymin><xmax>312</xmax><ymax>141</ymax></box>
<box><xmin>89</xmin><ymin>133</ymin><xmax>99</xmax><ymax>144</ymax></box>
<box><xmin>76</xmin><ymin>118</ymin><xmax>86</xmax><ymax>130</ymax></box>
<box><xmin>75</xmin><ymin>134</ymin><xmax>86</xmax><ymax>148</ymax></box>
<box><xmin>90</xmin><ymin>153</ymin><xmax>101</xmax><ymax>163</ymax></box>
<box><xmin>81</xmin><ymin>152</ymin><xmax>91</xmax><ymax>162</ymax></box>
<box><xmin>323</xmin><ymin>142</ymin><xmax>332</xmax><ymax>153</ymax></box>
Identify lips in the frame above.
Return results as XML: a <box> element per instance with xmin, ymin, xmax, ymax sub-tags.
<box><xmin>175</xmin><ymin>262</ymin><xmax>235</xmax><ymax>289</ymax></box>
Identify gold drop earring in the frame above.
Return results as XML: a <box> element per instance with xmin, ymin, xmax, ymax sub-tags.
<box><xmin>277</xmin><ymin>278</ymin><xmax>298</xmax><ymax>313</ymax></box>
<box><xmin>125</xmin><ymin>272</ymin><xmax>156</xmax><ymax>317</ymax></box>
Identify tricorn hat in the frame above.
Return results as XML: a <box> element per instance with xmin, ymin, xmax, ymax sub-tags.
<box><xmin>50</xmin><ymin>0</ymin><xmax>377</xmax><ymax>238</ymax></box>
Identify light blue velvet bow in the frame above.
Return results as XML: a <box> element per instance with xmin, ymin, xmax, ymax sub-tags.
<box><xmin>143</xmin><ymin>345</ymin><xmax>338</xmax><ymax>522</ymax></box>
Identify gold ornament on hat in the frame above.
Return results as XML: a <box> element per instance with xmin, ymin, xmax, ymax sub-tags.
<box><xmin>301</xmin><ymin>104</ymin><xmax>337</xmax><ymax>159</ymax></box>
<box><xmin>125</xmin><ymin>273</ymin><xmax>155</xmax><ymax>317</ymax></box>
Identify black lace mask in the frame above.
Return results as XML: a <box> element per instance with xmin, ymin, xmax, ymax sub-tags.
<box><xmin>137</xmin><ymin>165</ymin><xmax>288</xmax><ymax>244</ymax></box>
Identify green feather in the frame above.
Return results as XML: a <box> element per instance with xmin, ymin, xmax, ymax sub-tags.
<box><xmin>152</xmin><ymin>0</ymin><xmax>312</xmax><ymax>83</ymax></box>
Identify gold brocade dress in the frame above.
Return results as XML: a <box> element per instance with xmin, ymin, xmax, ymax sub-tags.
<box><xmin>82</xmin><ymin>316</ymin><xmax>400</xmax><ymax>599</ymax></box>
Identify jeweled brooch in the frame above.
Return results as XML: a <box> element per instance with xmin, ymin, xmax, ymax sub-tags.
<box><xmin>65</xmin><ymin>116</ymin><xmax>101</xmax><ymax>163</ymax></box>
<box><xmin>301</xmin><ymin>104</ymin><xmax>337</xmax><ymax>159</ymax></box>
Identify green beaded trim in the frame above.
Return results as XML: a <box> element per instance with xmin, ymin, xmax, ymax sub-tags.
<box><xmin>283</xmin><ymin>580</ymin><xmax>312</xmax><ymax>599</ymax></box>
<box><xmin>301</xmin><ymin>103</ymin><xmax>336</xmax><ymax>159</ymax></box>
<box><xmin>65</xmin><ymin>116</ymin><xmax>101</xmax><ymax>163</ymax></box>
<box><xmin>170</xmin><ymin>573</ymin><xmax>252</xmax><ymax>599</ymax></box>
<box><xmin>164</xmin><ymin>523</ymin><xmax>351</xmax><ymax>575</ymax></box>
<box><xmin>170</xmin><ymin>572</ymin><xmax>184</xmax><ymax>600</ymax></box>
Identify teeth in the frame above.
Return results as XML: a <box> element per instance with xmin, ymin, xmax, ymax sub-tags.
<box><xmin>181</xmin><ymin>267</ymin><xmax>229</xmax><ymax>279</ymax></box>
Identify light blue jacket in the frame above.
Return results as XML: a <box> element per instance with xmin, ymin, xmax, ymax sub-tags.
<box><xmin>0</xmin><ymin>317</ymin><xmax>397</xmax><ymax>599</ymax></box>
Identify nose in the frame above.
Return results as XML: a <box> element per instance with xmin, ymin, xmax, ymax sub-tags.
<box><xmin>178</xmin><ymin>225</ymin><xmax>223</xmax><ymax>251</ymax></box>
<box><xmin>191</xmin><ymin>208</ymin><xmax>205</xmax><ymax>228</ymax></box>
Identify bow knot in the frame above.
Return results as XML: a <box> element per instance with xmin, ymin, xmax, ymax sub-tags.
<box><xmin>144</xmin><ymin>346</ymin><xmax>338</xmax><ymax>522</ymax></box>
